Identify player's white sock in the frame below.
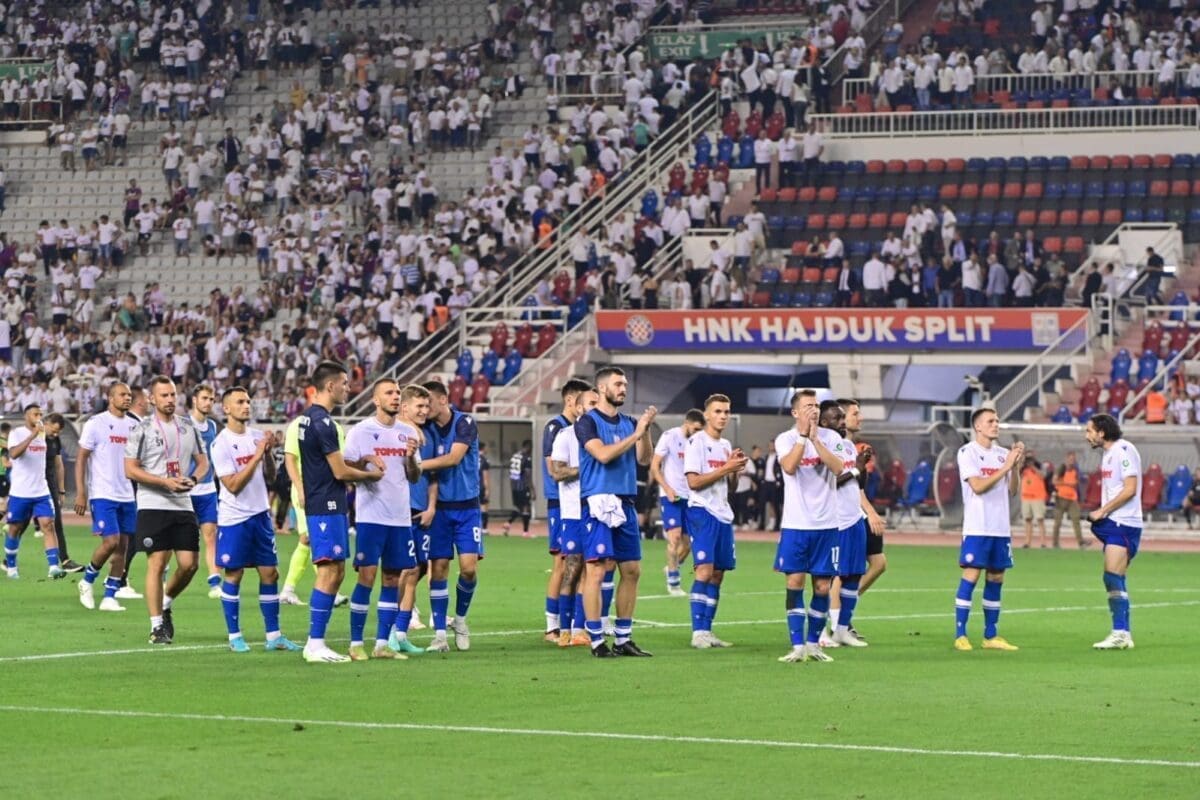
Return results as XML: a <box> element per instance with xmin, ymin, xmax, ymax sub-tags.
<box><xmin>163</xmin><ymin>595</ymin><xmax>173</xmax><ymax>610</ymax></box>
<box><xmin>150</xmin><ymin>614</ymin><xmax>163</xmax><ymax>631</ymax></box>
<box><xmin>306</xmin><ymin>637</ymin><xmax>325</xmax><ymax>650</ymax></box>
<box><xmin>545</xmin><ymin>612</ymin><xmax>557</xmax><ymax>631</ymax></box>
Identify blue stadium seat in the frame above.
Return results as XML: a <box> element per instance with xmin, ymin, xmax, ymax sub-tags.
<box><xmin>813</xmin><ymin>290</ymin><xmax>835</xmax><ymax>307</ymax></box>
<box><xmin>966</xmin><ymin>157</ymin><xmax>987</xmax><ymax>173</ymax></box>
<box><xmin>1109</xmin><ymin>349</ymin><xmax>1132</xmax><ymax>383</ymax></box>
<box><xmin>1158</xmin><ymin>466</ymin><xmax>1193</xmax><ymax>515</ymax></box>
<box><xmin>1078</xmin><ymin>406</ymin><xmax>1096</xmax><ymax>423</ymax></box>
<box><xmin>994</xmin><ymin>210</ymin><xmax>1015</xmax><ymax>227</ymax></box>
<box><xmin>1006</xmin><ymin>156</ymin><xmax>1028</xmax><ymax>171</ymax></box>
<box><xmin>1049</xmin><ymin>156</ymin><xmax>1070</xmax><ymax>171</ymax></box>
<box><xmin>770</xmin><ymin>289</ymin><xmax>791</xmax><ymax>307</ymax></box>
<box><xmin>1145</xmin><ymin>208</ymin><xmax>1166</xmax><ymax>223</ymax></box>
<box><xmin>1106</xmin><ymin>180</ymin><xmax>1127</xmax><ymax>198</ymax></box>
<box><xmin>567</xmin><ymin>296</ymin><xmax>590</xmax><ymax>329</ymax></box>
<box><xmin>845</xmin><ymin>160</ymin><xmax>866</xmax><ymax>174</ymax></box>
<box><xmin>1138</xmin><ymin>351</ymin><xmax>1160</xmax><ymax>379</ymax></box>
<box><xmin>1065</xmin><ymin>181</ymin><xmax>1084</xmax><ymax>199</ymax></box>
<box><xmin>500</xmin><ymin>351</ymin><xmax>523</xmax><ymax>385</ymax></box>
<box><xmin>1045</xmin><ymin>182</ymin><xmax>1065</xmax><ymax>199</ymax></box>
<box><xmin>1125</xmin><ymin>207</ymin><xmax>1144</xmax><ymax>223</ymax></box>
<box><xmin>1029</xmin><ymin>156</ymin><xmax>1049</xmax><ymax>172</ymax></box>
<box><xmin>790</xmin><ymin>290</ymin><xmax>812</xmax><ymax>308</ymax></box>
<box><xmin>480</xmin><ymin>351</ymin><xmax>500</xmax><ymax>384</ymax></box>
<box><xmin>760</xmin><ymin>268</ymin><xmax>781</xmax><ymax>284</ymax></box>
<box><xmin>1051</xmin><ymin>406</ymin><xmax>1074</xmax><ymax>424</ymax></box>
<box><xmin>455</xmin><ymin>350</ymin><xmax>475</xmax><ymax>382</ymax></box>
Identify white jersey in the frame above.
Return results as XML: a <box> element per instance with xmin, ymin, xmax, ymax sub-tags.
<box><xmin>78</xmin><ymin>411</ymin><xmax>137</xmax><ymax>502</ymax></box>
<box><xmin>833</xmin><ymin>433</ymin><xmax>864</xmax><ymax>530</ymax></box>
<box><xmin>343</xmin><ymin>416</ymin><xmax>417</xmax><ymax>527</ymax></box>
<box><xmin>957</xmin><ymin>440</ymin><xmax>1012</xmax><ymax>537</ymax></box>
<box><xmin>775</xmin><ymin>426</ymin><xmax>839</xmax><ymax>530</ymax></box>
<box><xmin>8</xmin><ymin>424</ymin><xmax>49</xmax><ymax>498</ymax></box>
<box><xmin>653</xmin><ymin>427</ymin><xmax>691</xmax><ymax>498</ymax></box>
<box><xmin>1100</xmin><ymin>438</ymin><xmax>1143</xmax><ymax>528</ymax></box>
<box><xmin>683</xmin><ymin>429</ymin><xmax>734</xmax><ymax>524</ymax></box>
<box><xmin>550</xmin><ymin>426</ymin><xmax>582</xmax><ymax>521</ymax></box>
<box><xmin>210</xmin><ymin>427</ymin><xmax>271</xmax><ymax>525</ymax></box>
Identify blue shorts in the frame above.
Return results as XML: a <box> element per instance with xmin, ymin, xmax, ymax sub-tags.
<box><xmin>835</xmin><ymin>519</ymin><xmax>868</xmax><ymax>577</ymax></box>
<box><xmin>581</xmin><ymin>499</ymin><xmax>642</xmax><ymax>563</ymax></box>
<box><xmin>216</xmin><ymin>511</ymin><xmax>278</xmax><ymax>570</ymax></box>
<box><xmin>429</xmin><ymin>506</ymin><xmax>483</xmax><ymax>560</ymax></box>
<box><xmin>411</xmin><ymin>509</ymin><xmax>431</xmax><ymax>564</ymax></box>
<box><xmin>685</xmin><ymin>506</ymin><xmax>736</xmax><ymax>571</ymax></box>
<box><xmin>90</xmin><ymin>498</ymin><xmax>137</xmax><ymax>536</ymax></box>
<box><xmin>308</xmin><ymin>514</ymin><xmax>350</xmax><ymax>563</ymax></box>
<box><xmin>959</xmin><ymin>535</ymin><xmax>1013</xmax><ymax>570</ymax></box>
<box><xmin>7</xmin><ymin>494</ymin><xmax>53</xmax><ymax>525</ymax></box>
<box><xmin>560</xmin><ymin>517</ymin><xmax>585</xmax><ymax>556</ymax></box>
<box><xmin>547</xmin><ymin>505</ymin><xmax>562</xmax><ymax>554</ymax></box>
<box><xmin>354</xmin><ymin>522</ymin><xmax>418</xmax><ymax>571</ymax></box>
<box><xmin>660</xmin><ymin>497</ymin><xmax>688</xmax><ymax>533</ymax></box>
<box><xmin>191</xmin><ymin>492</ymin><xmax>219</xmax><ymax>525</ymax></box>
<box><xmin>775</xmin><ymin>528</ymin><xmax>838</xmax><ymax>575</ymax></box>
<box><xmin>1091</xmin><ymin>519</ymin><xmax>1142</xmax><ymax>561</ymax></box>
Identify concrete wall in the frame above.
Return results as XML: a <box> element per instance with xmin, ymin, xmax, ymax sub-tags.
<box><xmin>822</xmin><ymin>130</ymin><xmax>1199</xmax><ymax>163</ymax></box>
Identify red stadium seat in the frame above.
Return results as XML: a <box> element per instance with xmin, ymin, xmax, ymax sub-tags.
<box><xmin>782</xmin><ymin>267</ymin><xmax>802</xmax><ymax>284</ymax></box>
<box><xmin>822</xmin><ymin>266</ymin><xmax>841</xmax><ymax>282</ymax></box>
<box><xmin>827</xmin><ymin>213</ymin><xmax>847</xmax><ymax>231</ymax></box>
<box><xmin>960</xmin><ymin>183</ymin><xmax>979</xmax><ymax>200</ymax></box>
<box><xmin>1059</xmin><ymin>209</ymin><xmax>1079</xmax><ymax>227</ymax></box>
<box><xmin>1101</xmin><ymin>208</ymin><xmax>1123</xmax><ymax>226</ymax></box>
<box><xmin>1064</xmin><ymin>236</ymin><xmax>1085</xmax><ymax>254</ymax></box>
<box><xmin>939</xmin><ymin>184</ymin><xmax>960</xmax><ymax>201</ymax></box>
<box><xmin>848</xmin><ymin>213</ymin><xmax>868</xmax><ymax>230</ymax></box>
<box><xmin>1043</xmin><ymin>236</ymin><xmax>1063</xmax><ymax>254</ymax></box>
<box><xmin>1089</xmin><ymin>155</ymin><xmax>1110</xmax><ymax>170</ymax></box>
<box><xmin>885</xmin><ymin>159</ymin><xmax>906</xmax><ymax>174</ymax></box>
<box><xmin>888</xmin><ymin>211</ymin><xmax>907</xmax><ymax>229</ymax></box>
<box><xmin>1002</xmin><ymin>182</ymin><xmax>1022</xmax><ymax>199</ymax></box>
<box><xmin>798</xmin><ymin>187</ymin><xmax>817</xmax><ymax>203</ymax></box>
<box><xmin>1037</xmin><ymin>209</ymin><xmax>1058</xmax><ymax>226</ymax></box>
<box><xmin>926</xmin><ymin>158</ymin><xmax>946</xmax><ymax>173</ymax></box>
<box><xmin>866</xmin><ymin>160</ymin><xmax>886</xmax><ymax>174</ymax></box>
<box><xmin>807</xmin><ymin>214</ymin><xmax>826</xmax><ymax>231</ymax></box>
<box><xmin>818</xmin><ymin>186</ymin><xmax>838</xmax><ymax>203</ymax></box>
<box><xmin>1132</xmin><ymin>153</ymin><xmax>1153</xmax><ymax>168</ymax></box>
<box><xmin>1023</xmin><ymin>182</ymin><xmax>1043</xmax><ymax>199</ymax></box>
<box><xmin>751</xmin><ymin>290</ymin><xmax>771</xmax><ymax>307</ymax></box>
<box><xmin>1141</xmin><ymin>464</ymin><xmax>1164</xmax><ymax>512</ymax></box>
<box><xmin>534</xmin><ymin>325</ymin><xmax>557</xmax><ymax>356</ymax></box>
<box><xmin>1149</xmin><ymin>180</ymin><xmax>1169</xmax><ymax>197</ymax></box>
<box><xmin>981</xmin><ymin>183</ymin><xmax>1001</xmax><ymax>199</ymax></box>
<box><xmin>1111</xmin><ymin>155</ymin><xmax>1132</xmax><ymax>170</ymax></box>
<box><xmin>1170</xmin><ymin>180</ymin><xmax>1191</xmax><ymax>197</ymax></box>
<box><xmin>1070</xmin><ymin>156</ymin><xmax>1089</xmax><ymax>170</ymax></box>
<box><xmin>906</xmin><ymin>159</ymin><xmax>925</xmax><ymax>175</ymax></box>
<box><xmin>790</xmin><ymin>241</ymin><xmax>809</xmax><ymax>255</ymax></box>
<box><xmin>778</xmin><ymin>187</ymin><xmax>798</xmax><ymax>202</ymax></box>
<box><xmin>1017</xmin><ymin>209</ymin><xmax>1037</xmax><ymax>227</ymax></box>
<box><xmin>801</xmin><ymin>267</ymin><xmax>822</xmax><ymax>284</ymax></box>
<box><xmin>448</xmin><ymin>375</ymin><xmax>468</xmax><ymax>409</ymax></box>
<box><xmin>1152</xmin><ymin>154</ymin><xmax>1172</xmax><ymax>168</ymax></box>
<box><xmin>946</xmin><ymin>158</ymin><xmax>965</xmax><ymax>173</ymax></box>
<box><xmin>759</xmin><ymin>187</ymin><xmax>778</xmax><ymax>202</ymax></box>
<box><xmin>1083</xmin><ymin>470</ymin><xmax>1103</xmax><ymax>509</ymax></box>
<box><xmin>470</xmin><ymin>374</ymin><xmax>491</xmax><ymax>408</ymax></box>
<box><xmin>1080</xmin><ymin>209</ymin><xmax>1101</xmax><ymax>226</ymax></box>
<box><xmin>868</xmin><ymin>212</ymin><xmax>889</xmax><ymax>228</ymax></box>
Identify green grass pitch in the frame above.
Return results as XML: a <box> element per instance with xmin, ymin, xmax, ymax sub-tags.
<box><xmin>1</xmin><ymin>528</ymin><xmax>1197</xmax><ymax>799</ymax></box>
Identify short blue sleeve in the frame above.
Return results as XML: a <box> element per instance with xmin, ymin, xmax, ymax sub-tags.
<box><xmin>312</xmin><ymin>416</ymin><xmax>341</xmax><ymax>456</ymax></box>
<box><xmin>542</xmin><ymin>418</ymin><xmax>564</xmax><ymax>458</ymax></box>
<box><xmin>575</xmin><ymin>413</ymin><xmax>599</xmax><ymax>446</ymax></box>
<box><xmin>453</xmin><ymin>414</ymin><xmax>477</xmax><ymax>446</ymax></box>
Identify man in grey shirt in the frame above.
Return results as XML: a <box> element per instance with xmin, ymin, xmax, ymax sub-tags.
<box><xmin>125</xmin><ymin>376</ymin><xmax>209</xmax><ymax>646</ymax></box>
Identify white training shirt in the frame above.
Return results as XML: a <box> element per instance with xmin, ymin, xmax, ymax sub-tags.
<box><xmin>1100</xmin><ymin>438</ymin><xmax>1143</xmax><ymax>528</ymax></box>
<box><xmin>550</xmin><ymin>426</ymin><xmax>582</xmax><ymax>521</ymax></box>
<box><xmin>775</xmin><ymin>426</ymin><xmax>840</xmax><ymax>530</ymax></box>
<box><xmin>8</xmin><ymin>424</ymin><xmax>50</xmax><ymax>498</ymax></box>
<box><xmin>653</xmin><ymin>427</ymin><xmax>691</xmax><ymax>499</ymax></box>
<box><xmin>834</xmin><ymin>433</ymin><xmax>865</xmax><ymax>530</ymax></box>
<box><xmin>343</xmin><ymin>416</ymin><xmax>417</xmax><ymax>527</ymax></box>
<box><xmin>78</xmin><ymin>411</ymin><xmax>137</xmax><ymax>502</ymax></box>
<box><xmin>683</xmin><ymin>429</ymin><xmax>734</xmax><ymax>524</ymax></box>
<box><xmin>957</xmin><ymin>440</ymin><xmax>1012</xmax><ymax>537</ymax></box>
<box><xmin>210</xmin><ymin>427</ymin><xmax>271</xmax><ymax>525</ymax></box>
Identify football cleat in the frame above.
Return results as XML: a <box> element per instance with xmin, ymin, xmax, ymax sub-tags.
<box><xmin>804</xmin><ymin>643</ymin><xmax>834</xmax><ymax>662</ymax></box>
<box><xmin>426</xmin><ymin>637</ymin><xmax>451</xmax><ymax>653</ymax></box>
<box><xmin>451</xmin><ymin>618</ymin><xmax>471</xmax><ymax>651</ymax></box>
<box><xmin>60</xmin><ymin>559</ymin><xmax>85</xmax><ymax>574</ymax></box>
<box><xmin>302</xmin><ymin>645</ymin><xmax>351</xmax><ymax>663</ymax></box>
<box><xmin>667</xmin><ymin>585</ymin><xmax>687</xmax><ymax>597</ymax></box>
<box><xmin>557</xmin><ymin>630</ymin><xmax>573</xmax><ymax>648</ymax></box>
<box><xmin>982</xmin><ymin>637</ymin><xmax>1019</xmax><ymax>651</ymax></box>
<box><xmin>347</xmin><ymin>644</ymin><xmax>370</xmax><ymax>661</ymax></box>
<box><xmin>48</xmin><ymin>565</ymin><xmax>65</xmax><ymax>579</ymax></box>
<box><xmin>115</xmin><ymin>585</ymin><xmax>143</xmax><ymax>600</ymax></box>
<box><xmin>372</xmin><ymin>645</ymin><xmax>408</xmax><ymax>660</ymax></box>
<box><xmin>818</xmin><ymin>631</ymin><xmax>840</xmax><ymax>649</ymax></box>
<box><xmin>264</xmin><ymin>636</ymin><xmax>302</xmax><ymax>652</ymax></box>
<box><xmin>148</xmin><ymin>626</ymin><xmax>171</xmax><ymax>645</ymax></box>
<box><xmin>707</xmin><ymin>633</ymin><xmax>733</xmax><ymax>648</ymax></box>
<box><xmin>98</xmin><ymin>597</ymin><xmax>125</xmax><ymax>612</ymax></box>
<box><xmin>778</xmin><ymin>646</ymin><xmax>806</xmax><ymax>663</ymax></box>
<box><xmin>333</xmin><ymin>593</ymin><xmax>349</xmax><ymax>608</ymax></box>
<box><xmin>831</xmin><ymin>628</ymin><xmax>868</xmax><ymax>648</ymax></box>
<box><xmin>162</xmin><ymin>608</ymin><xmax>175</xmax><ymax>640</ymax></box>
<box><xmin>953</xmin><ymin>636</ymin><xmax>973</xmax><ymax>651</ymax></box>
<box><xmin>543</xmin><ymin>629</ymin><xmax>560</xmax><ymax>644</ymax></box>
<box><xmin>386</xmin><ymin>632</ymin><xmax>426</xmax><ymax>655</ymax></box>
<box><xmin>1092</xmin><ymin>631</ymin><xmax>1134</xmax><ymax>650</ymax></box>
<box><xmin>78</xmin><ymin>581</ymin><xmax>95</xmax><ymax>609</ymax></box>
<box><xmin>590</xmin><ymin>642</ymin><xmax>616</xmax><ymax>658</ymax></box>
<box><xmin>612</xmin><ymin>640</ymin><xmax>653</xmax><ymax>657</ymax></box>
<box><xmin>207</xmin><ymin>586</ymin><xmax>221</xmax><ymax>599</ymax></box>
<box><xmin>279</xmin><ymin>588</ymin><xmax>306</xmax><ymax>606</ymax></box>
<box><xmin>691</xmin><ymin>632</ymin><xmax>713</xmax><ymax>649</ymax></box>
<box><xmin>5</xmin><ymin>567</ymin><xmax>17</xmax><ymax>579</ymax></box>
<box><xmin>229</xmin><ymin>635</ymin><xmax>251</xmax><ymax>654</ymax></box>
<box><xmin>570</xmin><ymin>631</ymin><xmax>590</xmax><ymax>647</ymax></box>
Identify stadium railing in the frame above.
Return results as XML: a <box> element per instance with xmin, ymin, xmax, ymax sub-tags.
<box><xmin>989</xmin><ymin>311</ymin><xmax>1096</xmax><ymax>422</ymax></box>
<box><xmin>471</xmin><ymin>314</ymin><xmax>598</xmax><ymax>416</ymax></box>
<box><xmin>842</xmin><ymin>68</ymin><xmax>1194</xmax><ymax>106</ymax></box>
<box><xmin>810</xmin><ymin>103</ymin><xmax>1200</xmax><ymax>137</ymax></box>
<box><xmin>1120</xmin><ymin>322</ymin><xmax>1200</xmax><ymax>423</ymax></box>
<box><xmin>823</xmin><ymin>0</ymin><xmax>919</xmax><ymax>83</ymax></box>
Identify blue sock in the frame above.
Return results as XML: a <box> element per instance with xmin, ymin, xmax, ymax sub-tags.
<box><xmin>955</xmin><ymin>578</ymin><xmax>976</xmax><ymax>638</ymax></box>
<box><xmin>455</xmin><ymin>576</ymin><xmax>476</xmax><ymax>619</ymax></box>
<box><xmin>614</xmin><ymin>617</ymin><xmax>633</xmax><ymax>645</ymax></box>
<box><xmin>982</xmin><ymin>581</ymin><xmax>1002</xmax><ymax>639</ymax></box>
<box><xmin>545</xmin><ymin>595</ymin><xmax>559</xmax><ymax>628</ymax></box>
<box><xmin>308</xmin><ymin>588</ymin><xmax>334</xmax><ymax>640</ymax></box>
<box><xmin>394</xmin><ymin>608</ymin><xmax>413</xmax><ymax>636</ymax></box>
<box><xmin>585</xmin><ymin>618</ymin><xmax>604</xmax><ymax>647</ymax></box>
<box><xmin>45</xmin><ymin>547</ymin><xmax>60</xmax><ymax>567</ymax></box>
<box><xmin>1104</xmin><ymin>571</ymin><xmax>1130</xmax><ymax>631</ymax></box>
<box><xmin>601</xmin><ymin>569</ymin><xmax>615</xmax><ymax>618</ymax></box>
<box><xmin>574</xmin><ymin>593</ymin><xmax>585</xmax><ymax>630</ymax></box>
<box><xmin>103</xmin><ymin>576</ymin><xmax>120</xmax><ymax>599</ymax></box>
<box><xmin>220</xmin><ymin>580</ymin><xmax>241</xmax><ymax>636</ymax></box>
<box><xmin>376</xmin><ymin>586</ymin><xmax>399</xmax><ymax>644</ymax></box>
<box><xmin>706</xmin><ymin>582</ymin><xmax>720</xmax><ymax>630</ymax></box>
<box><xmin>837</xmin><ymin>579</ymin><xmax>860</xmax><ymax>629</ymax></box>
<box><xmin>786</xmin><ymin>588</ymin><xmax>805</xmax><ymax>646</ymax></box>
<box><xmin>84</xmin><ymin>563</ymin><xmax>100</xmax><ymax>585</ymax></box>
<box><xmin>667</xmin><ymin>568</ymin><xmax>680</xmax><ymax>588</ymax></box>
<box><xmin>806</xmin><ymin>591</ymin><xmax>830</xmax><ymax>644</ymax></box>
<box><xmin>260</xmin><ymin>582</ymin><xmax>280</xmax><ymax>636</ymax></box>
<box><xmin>558</xmin><ymin>591</ymin><xmax>573</xmax><ymax>631</ymax></box>
<box><xmin>429</xmin><ymin>579</ymin><xmax>449</xmax><ymax>631</ymax></box>
<box><xmin>4</xmin><ymin>535</ymin><xmax>18</xmax><ymax>568</ymax></box>
<box><xmin>689</xmin><ymin>579</ymin><xmax>709</xmax><ymax>633</ymax></box>
<box><xmin>349</xmin><ymin>583</ymin><xmax>372</xmax><ymax>644</ymax></box>
<box><xmin>207</xmin><ymin>573</ymin><xmax>221</xmax><ymax>588</ymax></box>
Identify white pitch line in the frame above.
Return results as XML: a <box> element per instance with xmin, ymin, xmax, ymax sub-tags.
<box><xmin>2</xmin><ymin>601</ymin><xmax>1196</xmax><ymax>664</ymax></box>
<box><xmin>0</xmin><ymin>705</ymin><xmax>1194</xmax><ymax>769</ymax></box>
<box><xmin>639</xmin><ymin>587</ymin><xmax>1200</xmax><ymax>601</ymax></box>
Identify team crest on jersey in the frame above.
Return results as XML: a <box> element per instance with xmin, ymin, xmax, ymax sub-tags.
<box><xmin>220</xmin><ymin>553</ymin><xmax>230</xmax><ymax>564</ymax></box>
<box><xmin>566</xmin><ymin>541</ymin><xmax>576</xmax><ymax>551</ymax></box>
<box><xmin>333</xmin><ymin>545</ymin><xmax>343</xmax><ymax>555</ymax></box>
<box><xmin>697</xmin><ymin>550</ymin><xmax>707</xmax><ymax>561</ymax></box>
<box><xmin>597</xmin><ymin>543</ymin><xmax>606</xmax><ymax>554</ymax></box>
<box><xmin>964</xmin><ymin>552</ymin><xmax>975</xmax><ymax>563</ymax></box>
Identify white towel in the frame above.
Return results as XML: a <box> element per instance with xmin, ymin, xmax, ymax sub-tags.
<box><xmin>587</xmin><ymin>494</ymin><xmax>627</xmax><ymax>528</ymax></box>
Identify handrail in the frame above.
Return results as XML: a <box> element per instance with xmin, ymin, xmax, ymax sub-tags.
<box><xmin>989</xmin><ymin>312</ymin><xmax>1094</xmax><ymax>421</ymax></box>
<box><xmin>810</xmin><ymin>103</ymin><xmax>1200</xmax><ymax>137</ymax></box>
<box><xmin>1119</xmin><ymin>325</ymin><xmax>1200</xmax><ymax>423</ymax></box>
<box><xmin>843</xmin><ymin>67</ymin><xmax>1197</xmax><ymax>106</ymax></box>
<box><xmin>824</xmin><ymin>0</ymin><xmax>917</xmax><ymax>83</ymax></box>
<box><xmin>1066</xmin><ymin>222</ymin><xmax>1180</xmax><ymax>305</ymax></box>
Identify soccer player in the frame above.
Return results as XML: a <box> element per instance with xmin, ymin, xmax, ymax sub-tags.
<box><xmin>549</xmin><ymin>383</ymin><xmax>599</xmax><ymax>647</ymax></box>
<box><xmin>75</xmin><ymin>382</ymin><xmax>140</xmax><ymax>611</ymax></box>
<box><xmin>188</xmin><ymin>385</ymin><xmax>222</xmax><ymax>599</ymax></box>
<box><xmin>775</xmin><ymin>389</ymin><xmax>846</xmax><ymax>663</ymax></box>
<box><xmin>417</xmin><ymin>380</ymin><xmax>482</xmax><ymax>652</ymax></box>
<box><xmin>43</xmin><ymin>414</ymin><xmax>83</xmax><ymax>571</ymax></box>
<box><xmin>650</xmin><ymin>408</ymin><xmax>704</xmax><ymax>597</ymax></box>
<box><xmin>953</xmin><ymin>407</ymin><xmax>1023</xmax><ymax>652</ymax></box>
<box><xmin>817</xmin><ymin>400</ymin><xmax>872</xmax><ymax>649</ymax></box>
<box><xmin>4</xmin><ymin>404</ymin><xmax>66</xmax><ymax>579</ymax></box>
<box><xmin>124</xmin><ymin>376</ymin><xmax>209</xmax><ymax>645</ymax></box>
<box><xmin>210</xmin><ymin>387</ymin><xmax>301</xmax><ymax>653</ymax></box>
<box><xmin>540</xmin><ymin>380</ymin><xmax>591</xmax><ymax>641</ymax></box>
<box><xmin>296</xmin><ymin>361</ymin><xmax>384</xmax><ymax>663</ymax></box>
<box><xmin>1084</xmin><ymin>414</ymin><xmax>1142</xmax><ymax>650</ymax></box>
<box><xmin>389</xmin><ymin>384</ymin><xmax>434</xmax><ymax>650</ymax></box>
<box><xmin>114</xmin><ymin>384</ymin><xmax>149</xmax><ymax>600</ymax></box>
<box><xmin>576</xmin><ymin>366</ymin><xmax>656</xmax><ymax>658</ymax></box>
<box><xmin>683</xmin><ymin>394</ymin><xmax>746</xmax><ymax>649</ymax></box>
<box><xmin>502</xmin><ymin>440</ymin><xmax>534</xmax><ymax>537</ymax></box>
<box><xmin>343</xmin><ymin>378</ymin><xmax>423</xmax><ymax>661</ymax></box>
